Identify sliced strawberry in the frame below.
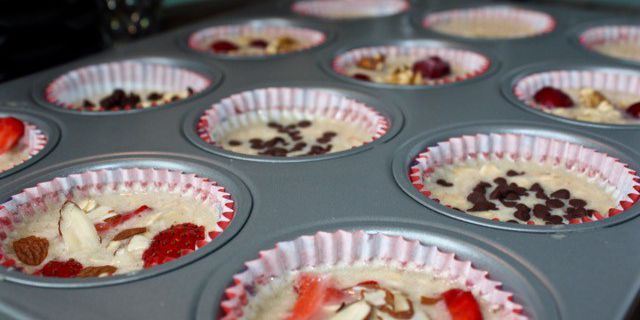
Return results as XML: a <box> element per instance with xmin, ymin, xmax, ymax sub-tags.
<box><xmin>533</xmin><ymin>87</ymin><xmax>574</xmax><ymax>108</ymax></box>
<box><xmin>94</xmin><ymin>205</ymin><xmax>151</xmax><ymax>233</ymax></box>
<box><xmin>211</xmin><ymin>40</ymin><xmax>239</xmax><ymax>53</ymax></box>
<box><xmin>287</xmin><ymin>273</ymin><xmax>333</xmax><ymax>320</ymax></box>
<box><xmin>0</xmin><ymin>117</ymin><xmax>25</xmax><ymax>154</ymax></box>
<box><xmin>141</xmin><ymin>223</ymin><xmax>205</xmax><ymax>268</ymax></box>
<box><xmin>442</xmin><ymin>289</ymin><xmax>483</xmax><ymax>320</ymax></box>
<box><xmin>626</xmin><ymin>102</ymin><xmax>640</xmax><ymax>119</ymax></box>
<box><xmin>37</xmin><ymin>259</ymin><xmax>83</xmax><ymax>278</ymax></box>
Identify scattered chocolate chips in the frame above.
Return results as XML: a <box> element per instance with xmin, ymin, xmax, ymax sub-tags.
<box><xmin>473</xmin><ymin>181</ymin><xmax>491</xmax><ymax>193</ymax></box>
<box><xmin>436</xmin><ymin>179</ymin><xmax>453</xmax><ymax>187</ymax></box>
<box><xmin>533</xmin><ymin>204</ymin><xmax>551</xmax><ymax>219</ymax></box>
<box><xmin>147</xmin><ymin>92</ymin><xmax>163</xmax><ymax>101</ymax></box>
<box><xmin>98</xmin><ymin>89</ymin><xmax>142</xmax><ymax>110</ymax></box>
<box><xmin>506</xmin><ymin>170</ymin><xmax>524</xmax><ymax>177</ymax></box>
<box><xmin>565</xmin><ymin>207</ymin><xmax>586</xmax><ymax>219</ymax></box>
<box><xmin>544</xmin><ymin>215</ymin><xmax>564</xmax><ymax>225</ymax></box>
<box><xmin>228</xmin><ymin>140</ymin><xmax>242</xmax><ymax>146</ymax></box>
<box><xmin>550</xmin><ymin>189</ymin><xmax>571</xmax><ymax>199</ymax></box>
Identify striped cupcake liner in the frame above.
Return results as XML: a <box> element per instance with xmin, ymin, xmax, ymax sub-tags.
<box><xmin>0</xmin><ymin>120</ymin><xmax>48</xmax><ymax>174</ymax></box>
<box><xmin>0</xmin><ymin>168</ymin><xmax>235</xmax><ymax>272</ymax></box>
<box><xmin>409</xmin><ymin>133</ymin><xmax>640</xmax><ymax>225</ymax></box>
<box><xmin>578</xmin><ymin>25</ymin><xmax>640</xmax><ymax>62</ymax></box>
<box><xmin>220</xmin><ymin>230</ymin><xmax>526</xmax><ymax>319</ymax></box>
<box><xmin>292</xmin><ymin>0</ymin><xmax>409</xmax><ymax>19</ymax></box>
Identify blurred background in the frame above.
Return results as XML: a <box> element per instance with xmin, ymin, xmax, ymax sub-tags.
<box><xmin>1</xmin><ymin>0</ymin><xmax>639</xmax><ymax>83</ymax></box>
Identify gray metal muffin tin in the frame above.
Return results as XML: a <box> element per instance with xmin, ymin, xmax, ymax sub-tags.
<box><xmin>0</xmin><ymin>0</ymin><xmax>638</xmax><ymax>319</ymax></box>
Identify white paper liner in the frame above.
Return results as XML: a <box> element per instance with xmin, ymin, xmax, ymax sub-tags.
<box><xmin>292</xmin><ymin>0</ymin><xmax>409</xmax><ymax>19</ymax></box>
<box><xmin>512</xmin><ymin>68</ymin><xmax>640</xmax><ymax>115</ymax></box>
<box><xmin>0</xmin><ymin>168</ymin><xmax>235</xmax><ymax>270</ymax></box>
<box><xmin>579</xmin><ymin>25</ymin><xmax>640</xmax><ymax>61</ymax></box>
<box><xmin>423</xmin><ymin>6</ymin><xmax>556</xmax><ymax>39</ymax></box>
<box><xmin>0</xmin><ymin>120</ymin><xmax>48</xmax><ymax>174</ymax></box>
<box><xmin>188</xmin><ymin>24</ymin><xmax>326</xmax><ymax>56</ymax></box>
<box><xmin>45</xmin><ymin>60</ymin><xmax>212</xmax><ymax>112</ymax></box>
<box><xmin>220</xmin><ymin>230</ymin><xmax>525</xmax><ymax>319</ymax></box>
<box><xmin>197</xmin><ymin>87</ymin><xmax>389</xmax><ymax>151</ymax></box>
<box><xmin>409</xmin><ymin>133</ymin><xmax>640</xmax><ymax>224</ymax></box>
<box><xmin>332</xmin><ymin>45</ymin><xmax>491</xmax><ymax>85</ymax></box>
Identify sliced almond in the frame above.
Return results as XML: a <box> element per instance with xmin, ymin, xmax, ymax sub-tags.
<box><xmin>77</xmin><ymin>265</ymin><xmax>117</xmax><ymax>277</ymax></box>
<box><xmin>126</xmin><ymin>234</ymin><xmax>151</xmax><ymax>252</ymax></box>
<box><xmin>12</xmin><ymin>236</ymin><xmax>49</xmax><ymax>266</ymax></box>
<box><xmin>420</xmin><ymin>296</ymin><xmax>441</xmax><ymax>305</ymax></box>
<box><xmin>77</xmin><ymin>199</ymin><xmax>97</xmax><ymax>212</ymax></box>
<box><xmin>579</xmin><ymin>88</ymin><xmax>607</xmax><ymax>109</ymax></box>
<box><xmin>329</xmin><ymin>301</ymin><xmax>371</xmax><ymax>320</ymax></box>
<box><xmin>363</xmin><ymin>289</ymin><xmax>388</xmax><ymax>306</ymax></box>
<box><xmin>59</xmin><ymin>201</ymin><xmax>101</xmax><ymax>252</ymax></box>
<box><xmin>112</xmin><ymin>227</ymin><xmax>147</xmax><ymax>241</ymax></box>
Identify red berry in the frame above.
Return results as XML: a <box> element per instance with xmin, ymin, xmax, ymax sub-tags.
<box><xmin>442</xmin><ymin>289</ymin><xmax>482</xmax><ymax>320</ymax></box>
<box><xmin>249</xmin><ymin>39</ymin><xmax>269</xmax><ymax>49</ymax></box>
<box><xmin>0</xmin><ymin>117</ymin><xmax>25</xmax><ymax>154</ymax></box>
<box><xmin>352</xmin><ymin>73</ymin><xmax>371</xmax><ymax>81</ymax></box>
<box><xmin>626</xmin><ymin>102</ymin><xmax>640</xmax><ymax>119</ymax></box>
<box><xmin>211</xmin><ymin>40</ymin><xmax>239</xmax><ymax>53</ymax></box>
<box><xmin>288</xmin><ymin>273</ymin><xmax>333</xmax><ymax>320</ymax></box>
<box><xmin>533</xmin><ymin>87</ymin><xmax>574</xmax><ymax>108</ymax></box>
<box><xmin>412</xmin><ymin>56</ymin><xmax>451</xmax><ymax>79</ymax></box>
<box><xmin>38</xmin><ymin>259</ymin><xmax>84</xmax><ymax>278</ymax></box>
<box><xmin>94</xmin><ymin>205</ymin><xmax>152</xmax><ymax>234</ymax></box>
<box><xmin>142</xmin><ymin>223</ymin><xmax>205</xmax><ymax>268</ymax></box>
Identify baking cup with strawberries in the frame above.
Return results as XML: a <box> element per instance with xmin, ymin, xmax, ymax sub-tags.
<box><xmin>409</xmin><ymin>133</ymin><xmax>640</xmax><ymax>225</ymax></box>
<box><xmin>0</xmin><ymin>168</ymin><xmax>235</xmax><ymax>278</ymax></box>
<box><xmin>220</xmin><ymin>230</ymin><xmax>526</xmax><ymax>319</ymax></box>
<box><xmin>187</xmin><ymin>23</ymin><xmax>326</xmax><ymax>57</ymax></box>
<box><xmin>422</xmin><ymin>6</ymin><xmax>556</xmax><ymax>39</ymax></box>
<box><xmin>44</xmin><ymin>60</ymin><xmax>212</xmax><ymax>112</ymax></box>
<box><xmin>578</xmin><ymin>25</ymin><xmax>640</xmax><ymax>63</ymax></box>
<box><xmin>196</xmin><ymin>87</ymin><xmax>389</xmax><ymax>158</ymax></box>
<box><xmin>332</xmin><ymin>43</ymin><xmax>491</xmax><ymax>87</ymax></box>
<box><xmin>292</xmin><ymin>0</ymin><xmax>409</xmax><ymax>19</ymax></box>
<box><xmin>0</xmin><ymin>118</ymin><xmax>48</xmax><ymax>174</ymax></box>
<box><xmin>511</xmin><ymin>68</ymin><xmax>640</xmax><ymax>126</ymax></box>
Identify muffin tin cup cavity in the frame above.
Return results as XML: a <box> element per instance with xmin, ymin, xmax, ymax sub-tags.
<box><xmin>422</xmin><ymin>5</ymin><xmax>556</xmax><ymax>40</ymax></box>
<box><xmin>43</xmin><ymin>59</ymin><xmax>213</xmax><ymax>113</ymax></box>
<box><xmin>509</xmin><ymin>67</ymin><xmax>640</xmax><ymax>127</ymax></box>
<box><xmin>0</xmin><ymin>166</ymin><xmax>239</xmax><ymax>286</ymax></box>
<box><xmin>195</xmin><ymin>87</ymin><xmax>390</xmax><ymax>160</ymax></box>
<box><xmin>292</xmin><ymin>0</ymin><xmax>409</xmax><ymax>20</ymax></box>
<box><xmin>219</xmin><ymin>229</ymin><xmax>525</xmax><ymax>319</ymax></box>
<box><xmin>578</xmin><ymin>25</ymin><xmax>640</xmax><ymax>63</ymax></box>
<box><xmin>187</xmin><ymin>22</ymin><xmax>326</xmax><ymax>58</ymax></box>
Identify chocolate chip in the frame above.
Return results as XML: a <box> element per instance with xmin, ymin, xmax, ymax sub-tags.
<box><xmin>147</xmin><ymin>92</ymin><xmax>163</xmax><ymax>101</ymax></box>
<box><xmin>533</xmin><ymin>204</ymin><xmax>550</xmax><ymax>219</ymax></box>
<box><xmin>259</xmin><ymin>147</ymin><xmax>288</xmax><ymax>157</ymax></box>
<box><xmin>546</xmin><ymin>199</ymin><xmax>564</xmax><ymax>209</ymax></box>
<box><xmin>323</xmin><ymin>131</ymin><xmax>337</xmax><ymax>138</ymax></box>
<box><xmin>83</xmin><ymin>100</ymin><xmax>95</xmax><ymax>107</ymax></box>
<box><xmin>297</xmin><ymin>120</ymin><xmax>312</xmax><ymax>128</ymax></box>
<box><xmin>290</xmin><ymin>133</ymin><xmax>303</xmax><ymax>141</ymax></box>
<box><xmin>249</xmin><ymin>138</ymin><xmax>264</xmax><ymax>149</ymax></box>
<box><xmin>500</xmin><ymin>199</ymin><xmax>517</xmax><ymax>207</ymax></box>
<box><xmin>535</xmin><ymin>191</ymin><xmax>549</xmax><ymax>200</ymax></box>
<box><xmin>187</xmin><ymin>87</ymin><xmax>194</xmax><ymax>95</ymax></box>
<box><xmin>468</xmin><ymin>201</ymin><xmax>498</xmax><ymax>212</ymax></box>
<box><xmin>493</xmin><ymin>177</ymin><xmax>507</xmax><ymax>185</ymax></box>
<box><xmin>99</xmin><ymin>89</ymin><xmax>142</xmax><ymax>110</ymax></box>
<box><xmin>436</xmin><ymin>179</ymin><xmax>453</xmax><ymax>187</ymax></box>
<box><xmin>316</xmin><ymin>137</ymin><xmax>331</xmax><ymax>144</ymax></box>
<box><xmin>506</xmin><ymin>220</ymin><xmax>520</xmax><ymax>224</ymax></box>
<box><xmin>171</xmin><ymin>95</ymin><xmax>180</xmax><ymax>102</ymax></box>
<box><xmin>289</xmin><ymin>142</ymin><xmax>307</xmax><ymax>152</ymax></box>
<box><xmin>264</xmin><ymin>137</ymin><xmax>288</xmax><ymax>148</ymax></box>
<box><xmin>228</xmin><ymin>140</ymin><xmax>242</xmax><ymax>146</ymax></box>
<box><xmin>467</xmin><ymin>191</ymin><xmax>486</xmax><ymax>204</ymax></box>
<box><xmin>569</xmin><ymin>199</ymin><xmax>587</xmax><ymax>208</ymax></box>
<box><xmin>565</xmin><ymin>207</ymin><xmax>586</xmax><ymax>219</ymax></box>
<box><xmin>586</xmin><ymin>209</ymin><xmax>597</xmax><ymax>217</ymax></box>
<box><xmin>514</xmin><ymin>206</ymin><xmax>531</xmax><ymax>222</ymax></box>
<box><xmin>544</xmin><ymin>215</ymin><xmax>564</xmax><ymax>225</ymax></box>
<box><xmin>307</xmin><ymin>144</ymin><xmax>332</xmax><ymax>156</ymax></box>
<box><xmin>267</xmin><ymin>122</ymin><xmax>282</xmax><ymax>129</ymax></box>
<box><xmin>550</xmin><ymin>189</ymin><xmax>570</xmax><ymax>199</ymax></box>
<box><xmin>473</xmin><ymin>181</ymin><xmax>491</xmax><ymax>194</ymax></box>
<box><xmin>530</xmin><ymin>183</ymin><xmax>544</xmax><ymax>193</ymax></box>
<box><xmin>506</xmin><ymin>170</ymin><xmax>524</xmax><ymax>177</ymax></box>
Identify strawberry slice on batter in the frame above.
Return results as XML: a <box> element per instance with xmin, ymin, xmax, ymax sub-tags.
<box><xmin>0</xmin><ymin>117</ymin><xmax>25</xmax><ymax>154</ymax></box>
<box><xmin>36</xmin><ymin>259</ymin><xmax>84</xmax><ymax>278</ymax></box>
<box><xmin>94</xmin><ymin>205</ymin><xmax>152</xmax><ymax>233</ymax></box>
<box><xmin>442</xmin><ymin>288</ymin><xmax>483</xmax><ymax>320</ymax></box>
<box><xmin>141</xmin><ymin>223</ymin><xmax>205</xmax><ymax>268</ymax></box>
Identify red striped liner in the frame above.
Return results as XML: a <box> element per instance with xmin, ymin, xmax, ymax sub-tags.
<box><xmin>579</xmin><ymin>25</ymin><xmax>640</xmax><ymax>61</ymax></box>
<box><xmin>0</xmin><ymin>168</ymin><xmax>235</xmax><ymax>270</ymax></box>
<box><xmin>197</xmin><ymin>87</ymin><xmax>389</xmax><ymax>151</ymax></box>
<box><xmin>45</xmin><ymin>60</ymin><xmax>211</xmax><ymax>112</ymax></box>
<box><xmin>409</xmin><ymin>133</ymin><xmax>640</xmax><ymax>225</ymax></box>
<box><xmin>188</xmin><ymin>24</ymin><xmax>326</xmax><ymax>56</ymax></box>
<box><xmin>220</xmin><ymin>230</ymin><xmax>526</xmax><ymax>319</ymax></box>
<box><xmin>333</xmin><ymin>45</ymin><xmax>491</xmax><ymax>86</ymax></box>
<box><xmin>292</xmin><ymin>0</ymin><xmax>409</xmax><ymax>19</ymax></box>
<box><xmin>423</xmin><ymin>5</ymin><xmax>556</xmax><ymax>39</ymax></box>
<box><xmin>0</xmin><ymin>120</ymin><xmax>48</xmax><ymax>174</ymax></box>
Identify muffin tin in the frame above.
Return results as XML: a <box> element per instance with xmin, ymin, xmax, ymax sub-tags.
<box><xmin>0</xmin><ymin>0</ymin><xmax>639</xmax><ymax>319</ymax></box>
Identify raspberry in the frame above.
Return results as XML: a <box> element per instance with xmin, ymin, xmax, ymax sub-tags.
<box><xmin>38</xmin><ymin>259</ymin><xmax>83</xmax><ymax>278</ymax></box>
<box><xmin>533</xmin><ymin>87</ymin><xmax>574</xmax><ymax>108</ymax></box>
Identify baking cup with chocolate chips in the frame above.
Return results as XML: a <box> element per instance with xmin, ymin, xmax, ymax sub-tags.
<box><xmin>197</xmin><ymin>87</ymin><xmax>389</xmax><ymax>158</ymax></box>
<box><xmin>579</xmin><ymin>25</ymin><xmax>640</xmax><ymax>63</ymax></box>
<box><xmin>292</xmin><ymin>0</ymin><xmax>409</xmax><ymax>20</ymax></box>
<box><xmin>410</xmin><ymin>133</ymin><xmax>640</xmax><ymax>225</ymax></box>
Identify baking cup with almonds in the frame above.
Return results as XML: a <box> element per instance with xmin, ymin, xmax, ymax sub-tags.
<box><xmin>292</xmin><ymin>0</ymin><xmax>409</xmax><ymax>19</ymax></box>
<box><xmin>409</xmin><ymin>133</ymin><xmax>640</xmax><ymax>225</ymax></box>
<box><xmin>423</xmin><ymin>6</ymin><xmax>555</xmax><ymax>39</ymax></box>
<box><xmin>197</xmin><ymin>87</ymin><xmax>389</xmax><ymax>157</ymax></box>
<box><xmin>579</xmin><ymin>25</ymin><xmax>640</xmax><ymax>63</ymax></box>
<box><xmin>45</xmin><ymin>60</ymin><xmax>211</xmax><ymax>112</ymax></box>
<box><xmin>512</xmin><ymin>68</ymin><xmax>640</xmax><ymax>125</ymax></box>
<box><xmin>188</xmin><ymin>23</ymin><xmax>326</xmax><ymax>57</ymax></box>
<box><xmin>0</xmin><ymin>168</ymin><xmax>235</xmax><ymax>277</ymax></box>
<box><xmin>220</xmin><ymin>230</ymin><xmax>526</xmax><ymax>319</ymax></box>
<box><xmin>332</xmin><ymin>44</ymin><xmax>491</xmax><ymax>86</ymax></box>
<box><xmin>0</xmin><ymin>119</ymin><xmax>47</xmax><ymax>174</ymax></box>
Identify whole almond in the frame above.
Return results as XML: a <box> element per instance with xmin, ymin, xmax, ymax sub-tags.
<box><xmin>12</xmin><ymin>236</ymin><xmax>49</xmax><ymax>266</ymax></box>
<box><xmin>77</xmin><ymin>265</ymin><xmax>117</xmax><ymax>277</ymax></box>
<box><xmin>112</xmin><ymin>227</ymin><xmax>147</xmax><ymax>241</ymax></box>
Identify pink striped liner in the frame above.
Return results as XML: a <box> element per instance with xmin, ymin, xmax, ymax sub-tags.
<box><xmin>188</xmin><ymin>24</ymin><xmax>326</xmax><ymax>56</ymax></box>
<box><xmin>292</xmin><ymin>0</ymin><xmax>409</xmax><ymax>19</ymax></box>
<box><xmin>423</xmin><ymin>6</ymin><xmax>556</xmax><ymax>39</ymax></box>
<box><xmin>0</xmin><ymin>168</ymin><xmax>235</xmax><ymax>271</ymax></box>
<box><xmin>45</xmin><ymin>60</ymin><xmax>211</xmax><ymax>112</ymax></box>
<box><xmin>579</xmin><ymin>25</ymin><xmax>640</xmax><ymax>62</ymax></box>
<box><xmin>0</xmin><ymin>120</ymin><xmax>48</xmax><ymax>174</ymax></box>
<box><xmin>513</xmin><ymin>69</ymin><xmax>640</xmax><ymax>112</ymax></box>
<box><xmin>220</xmin><ymin>230</ymin><xmax>526</xmax><ymax>319</ymax></box>
<box><xmin>409</xmin><ymin>133</ymin><xmax>640</xmax><ymax>225</ymax></box>
<box><xmin>197</xmin><ymin>87</ymin><xmax>389</xmax><ymax>150</ymax></box>
<box><xmin>333</xmin><ymin>45</ymin><xmax>490</xmax><ymax>85</ymax></box>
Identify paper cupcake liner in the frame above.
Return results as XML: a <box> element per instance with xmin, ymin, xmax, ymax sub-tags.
<box><xmin>0</xmin><ymin>168</ymin><xmax>235</xmax><ymax>270</ymax></box>
<box><xmin>578</xmin><ymin>25</ymin><xmax>640</xmax><ymax>61</ymax></box>
<box><xmin>292</xmin><ymin>0</ymin><xmax>409</xmax><ymax>19</ymax></box>
<box><xmin>0</xmin><ymin>120</ymin><xmax>48</xmax><ymax>174</ymax></box>
<box><xmin>197</xmin><ymin>87</ymin><xmax>389</xmax><ymax>150</ymax></box>
<box><xmin>45</xmin><ymin>60</ymin><xmax>211</xmax><ymax>112</ymax></box>
<box><xmin>513</xmin><ymin>68</ymin><xmax>640</xmax><ymax>112</ymax></box>
<box><xmin>423</xmin><ymin>6</ymin><xmax>556</xmax><ymax>39</ymax></box>
<box><xmin>188</xmin><ymin>24</ymin><xmax>326</xmax><ymax>56</ymax></box>
<box><xmin>409</xmin><ymin>133</ymin><xmax>640</xmax><ymax>225</ymax></box>
<box><xmin>333</xmin><ymin>45</ymin><xmax>490</xmax><ymax>85</ymax></box>
<box><xmin>220</xmin><ymin>230</ymin><xmax>525</xmax><ymax>319</ymax></box>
